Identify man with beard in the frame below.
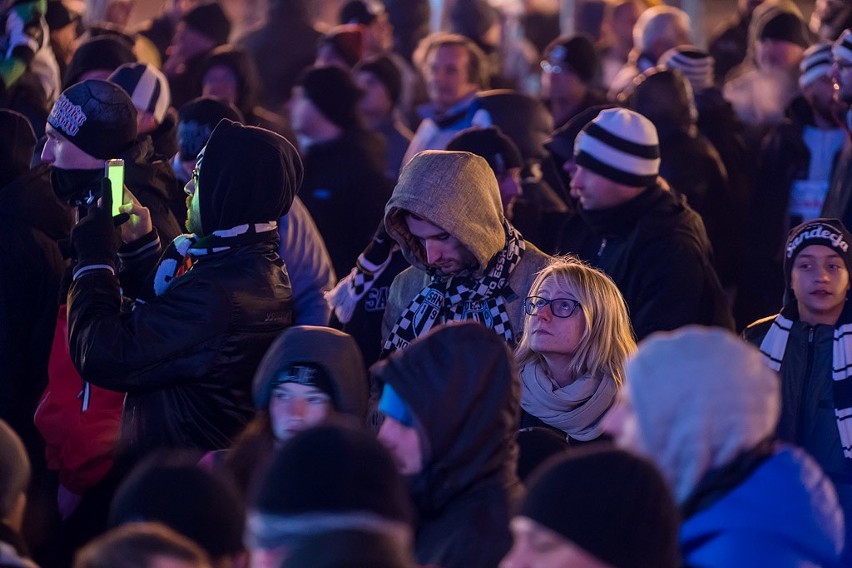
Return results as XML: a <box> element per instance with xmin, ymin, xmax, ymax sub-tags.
<box><xmin>747</xmin><ymin>42</ymin><xmax>847</xmax><ymax>318</ymax></box>
<box><xmin>64</xmin><ymin>118</ymin><xmax>299</xmax><ymax>460</ymax></box>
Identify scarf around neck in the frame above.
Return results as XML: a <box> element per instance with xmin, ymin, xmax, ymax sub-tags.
<box><xmin>153</xmin><ymin>221</ymin><xmax>280</xmax><ymax>296</ymax></box>
<box><xmin>382</xmin><ymin>222</ymin><xmax>524</xmax><ymax>354</ymax></box>
<box><xmin>758</xmin><ymin>307</ymin><xmax>852</xmax><ymax>463</ymax></box>
<box><xmin>520</xmin><ymin>362</ymin><xmax>617</xmax><ymax>441</ymax></box>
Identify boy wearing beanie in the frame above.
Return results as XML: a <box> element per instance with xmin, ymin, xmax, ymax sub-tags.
<box><xmin>744</xmin><ymin>218</ymin><xmax>852</xmax><ymax>563</ymax></box>
<box><xmin>556</xmin><ymin>107</ymin><xmax>732</xmax><ymax>339</ymax></box>
<box><xmin>501</xmin><ymin>447</ymin><xmax>679</xmax><ymax>568</ymax></box>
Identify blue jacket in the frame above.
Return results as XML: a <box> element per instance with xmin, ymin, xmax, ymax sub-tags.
<box><xmin>681</xmin><ymin>446</ymin><xmax>844</xmax><ymax>567</ymax></box>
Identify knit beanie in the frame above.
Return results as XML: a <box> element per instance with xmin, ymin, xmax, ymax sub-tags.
<box><xmin>520</xmin><ymin>447</ymin><xmax>679</xmax><ymax>568</ymax></box>
<box><xmin>110</xmin><ymin>455</ymin><xmax>244</xmax><ymax>559</ymax></box>
<box><xmin>542</xmin><ymin>35</ymin><xmax>598</xmax><ymax>83</ymax></box>
<box><xmin>298</xmin><ymin>66</ymin><xmax>363</xmax><ymax>130</ymax></box>
<box><xmin>48</xmin><ymin>79</ymin><xmax>138</xmax><ymax>159</ymax></box>
<box><xmin>798</xmin><ymin>42</ymin><xmax>833</xmax><ymax>89</ymax></box>
<box><xmin>249</xmin><ymin>423</ymin><xmax>413</xmax><ymax>548</ymax></box>
<box><xmin>45</xmin><ymin>0</ymin><xmax>78</xmax><ymax>31</ymax></box>
<box><xmin>355</xmin><ymin>54</ymin><xmax>402</xmax><ymax>105</ymax></box>
<box><xmin>658</xmin><ymin>45</ymin><xmax>714</xmax><ymax>92</ymax></box>
<box><xmin>450</xmin><ymin>0</ymin><xmax>498</xmax><ymax>44</ymax></box>
<box><xmin>181</xmin><ymin>2</ymin><xmax>231</xmax><ymax>46</ymax></box>
<box><xmin>109</xmin><ymin>62</ymin><xmax>171</xmax><ymax>124</ymax></box>
<box><xmin>0</xmin><ymin>109</ymin><xmax>36</xmax><ymax>188</ymax></box>
<box><xmin>63</xmin><ymin>34</ymin><xmax>136</xmax><ymax>88</ymax></box>
<box><xmin>758</xmin><ymin>10</ymin><xmax>809</xmax><ymax>48</ymax></box>
<box><xmin>833</xmin><ymin>28</ymin><xmax>852</xmax><ymax>65</ymax></box>
<box><xmin>573</xmin><ymin>108</ymin><xmax>660</xmax><ymax>187</ymax></box>
<box><xmin>0</xmin><ymin>419</ymin><xmax>30</xmax><ymax>518</ymax></box>
<box><xmin>784</xmin><ymin>218</ymin><xmax>852</xmax><ymax>286</ymax></box>
<box><xmin>339</xmin><ymin>0</ymin><xmax>384</xmax><ymax>25</ymax></box>
<box><xmin>544</xmin><ymin>104</ymin><xmax>613</xmax><ymax>165</ymax></box>
<box><xmin>177</xmin><ymin>96</ymin><xmax>244</xmax><ymax>161</ymax></box>
<box><xmin>446</xmin><ymin>126</ymin><xmax>523</xmax><ymax>176</ymax></box>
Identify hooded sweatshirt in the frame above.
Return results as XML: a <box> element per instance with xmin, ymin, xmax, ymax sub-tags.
<box><xmin>371</xmin><ymin>322</ymin><xmax>521</xmax><ymax>568</ymax></box>
<box><xmin>381</xmin><ymin>151</ymin><xmax>549</xmax><ymax>344</ymax></box>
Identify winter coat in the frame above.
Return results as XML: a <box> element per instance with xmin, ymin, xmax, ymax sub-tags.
<box><xmin>371</xmin><ymin>323</ymin><xmax>522</xmax><ymax>568</ymax></box>
<box><xmin>557</xmin><ymin>184</ymin><xmax>733</xmax><ymax>340</ymax></box>
<box><xmin>681</xmin><ymin>446</ymin><xmax>844</xmax><ymax>567</ymax></box>
<box><xmin>298</xmin><ymin>130</ymin><xmax>393</xmax><ymax>278</ymax></box>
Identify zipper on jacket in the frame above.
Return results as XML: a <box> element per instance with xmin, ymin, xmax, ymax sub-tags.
<box><xmin>597</xmin><ymin>238</ymin><xmax>607</xmax><ymax>258</ymax></box>
<box><xmin>798</xmin><ymin>326</ymin><xmax>815</xmax><ymax>439</ymax></box>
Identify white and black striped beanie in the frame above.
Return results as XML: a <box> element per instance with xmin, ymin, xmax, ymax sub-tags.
<box><xmin>799</xmin><ymin>42</ymin><xmax>833</xmax><ymax>89</ymax></box>
<box><xmin>834</xmin><ymin>28</ymin><xmax>852</xmax><ymax>65</ymax></box>
<box><xmin>108</xmin><ymin>62</ymin><xmax>171</xmax><ymax>124</ymax></box>
<box><xmin>658</xmin><ymin>46</ymin><xmax>714</xmax><ymax>93</ymax></box>
<box><xmin>574</xmin><ymin>108</ymin><xmax>660</xmax><ymax>188</ymax></box>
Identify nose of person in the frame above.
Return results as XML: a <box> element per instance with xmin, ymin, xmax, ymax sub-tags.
<box><xmin>41</xmin><ymin>138</ymin><xmax>56</xmax><ymax>164</ymax></box>
<box><xmin>424</xmin><ymin>240</ymin><xmax>445</xmax><ymax>265</ymax></box>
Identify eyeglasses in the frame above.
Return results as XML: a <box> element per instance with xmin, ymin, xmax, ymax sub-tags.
<box><xmin>524</xmin><ymin>296</ymin><xmax>581</xmax><ymax>318</ymax></box>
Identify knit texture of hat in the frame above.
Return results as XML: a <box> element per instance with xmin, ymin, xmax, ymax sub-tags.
<box><xmin>299</xmin><ymin>66</ymin><xmax>363</xmax><ymax>130</ymax></box>
<box><xmin>758</xmin><ymin>10</ymin><xmax>809</xmax><ymax>48</ymax></box>
<box><xmin>833</xmin><ymin>28</ymin><xmax>852</xmax><ymax>65</ymax></box>
<box><xmin>182</xmin><ymin>2</ymin><xmax>231</xmax><ymax>46</ymax></box>
<box><xmin>521</xmin><ymin>447</ymin><xmax>679</xmax><ymax>568</ymax></box>
<box><xmin>355</xmin><ymin>54</ymin><xmax>403</xmax><ymax>104</ymax></box>
<box><xmin>784</xmin><ymin>218</ymin><xmax>852</xmax><ymax>287</ymax></box>
<box><xmin>48</xmin><ymin>79</ymin><xmax>138</xmax><ymax>159</ymax></box>
<box><xmin>446</xmin><ymin>126</ymin><xmax>523</xmax><ymax>176</ymax></box>
<box><xmin>799</xmin><ymin>42</ymin><xmax>833</xmax><ymax>88</ymax></box>
<box><xmin>543</xmin><ymin>35</ymin><xmax>598</xmax><ymax>83</ymax></box>
<box><xmin>177</xmin><ymin>96</ymin><xmax>244</xmax><ymax>161</ymax></box>
<box><xmin>109</xmin><ymin>62</ymin><xmax>171</xmax><ymax>124</ymax></box>
<box><xmin>63</xmin><ymin>34</ymin><xmax>136</xmax><ymax>88</ymax></box>
<box><xmin>249</xmin><ymin>424</ymin><xmax>413</xmax><ymax>547</ymax></box>
<box><xmin>574</xmin><ymin>107</ymin><xmax>660</xmax><ymax>187</ymax></box>
<box><xmin>658</xmin><ymin>45</ymin><xmax>714</xmax><ymax>92</ymax></box>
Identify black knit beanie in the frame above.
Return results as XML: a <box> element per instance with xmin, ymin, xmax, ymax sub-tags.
<box><xmin>520</xmin><ymin>447</ymin><xmax>679</xmax><ymax>568</ymax></box>
<box><xmin>63</xmin><ymin>34</ymin><xmax>136</xmax><ymax>89</ymax></box>
<box><xmin>446</xmin><ymin>126</ymin><xmax>523</xmax><ymax>176</ymax></box>
<box><xmin>355</xmin><ymin>54</ymin><xmax>403</xmax><ymax>105</ymax></box>
<box><xmin>250</xmin><ymin>423</ymin><xmax>412</xmax><ymax>548</ymax></box>
<box><xmin>109</xmin><ymin>454</ymin><xmax>245</xmax><ymax>559</ymax></box>
<box><xmin>182</xmin><ymin>2</ymin><xmax>231</xmax><ymax>46</ymax></box>
<box><xmin>177</xmin><ymin>96</ymin><xmax>244</xmax><ymax>161</ymax></box>
<box><xmin>298</xmin><ymin>66</ymin><xmax>363</xmax><ymax>130</ymax></box>
<box><xmin>543</xmin><ymin>34</ymin><xmax>599</xmax><ymax>84</ymax></box>
<box><xmin>48</xmin><ymin>79</ymin><xmax>137</xmax><ymax>159</ymax></box>
<box><xmin>784</xmin><ymin>218</ymin><xmax>852</xmax><ymax>287</ymax></box>
<box><xmin>759</xmin><ymin>11</ymin><xmax>810</xmax><ymax>48</ymax></box>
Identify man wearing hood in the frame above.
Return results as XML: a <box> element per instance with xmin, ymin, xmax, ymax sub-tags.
<box><xmin>374</xmin><ymin>322</ymin><xmax>520</xmax><ymax>568</ymax></box>
<box><xmin>66</xmin><ymin>118</ymin><xmax>300</xmax><ymax>460</ymax></box>
<box><xmin>381</xmin><ymin>150</ymin><xmax>549</xmax><ymax>354</ymax></box>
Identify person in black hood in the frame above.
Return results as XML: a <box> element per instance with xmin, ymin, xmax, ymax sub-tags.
<box><xmin>374</xmin><ymin>322</ymin><xmax>521</xmax><ymax>568</ymax></box>
<box><xmin>0</xmin><ymin>109</ymin><xmax>71</xmax><ymax>472</ymax></box>
<box><xmin>65</xmin><ymin>118</ymin><xmax>300</xmax><ymax>460</ymax></box>
<box><xmin>63</xmin><ymin>34</ymin><xmax>136</xmax><ymax>89</ymax></box>
<box><xmin>199</xmin><ymin>45</ymin><xmax>294</xmax><ymax>140</ymax></box>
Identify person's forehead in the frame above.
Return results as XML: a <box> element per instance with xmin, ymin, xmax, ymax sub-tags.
<box><xmin>537</xmin><ymin>275</ymin><xmax>577</xmax><ymax>298</ymax></box>
<box><xmin>432</xmin><ymin>44</ymin><xmax>469</xmax><ymax>64</ymax></box>
<box><xmin>273</xmin><ymin>382</ymin><xmax>325</xmax><ymax>394</ymax></box>
<box><xmin>405</xmin><ymin>215</ymin><xmax>449</xmax><ymax>237</ymax></box>
<box><xmin>796</xmin><ymin>244</ymin><xmax>843</xmax><ymax>258</ymax></box>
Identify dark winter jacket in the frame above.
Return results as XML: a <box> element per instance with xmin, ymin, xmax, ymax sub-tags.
<box><xmin>371</xmin><ymin>323</ymin><xmax>522</xmax><ymax>568</ymax></box>
<box><xmin>557</xmin><ymin>184</ymin><xmax>733</xmax><ymax>340</ymax></box>
<box><xmin>299</xmin><ymin>131</ymin><xmax>393</xmax><ymax>278</ymax></box>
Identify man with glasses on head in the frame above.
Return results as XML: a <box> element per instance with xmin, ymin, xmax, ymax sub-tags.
<box><xmin>556</xmin><ymin>108</ymin><xmax>733</xmax><ymax>339</ymax></box>
<box><xmin>381</xmin><ymin>150</ymin><xmax>549</xmax><ymax>355</ymax></box>
<box><xmin>540</xmin><ymin>35</ymin><xmax>607</xmax><ymax>129</ymax></box>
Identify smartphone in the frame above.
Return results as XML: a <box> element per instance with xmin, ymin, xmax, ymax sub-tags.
<box><xmin>105</xmin><ymin>159</ymin><xmax>125</xmax><ymax>217</ymax></box>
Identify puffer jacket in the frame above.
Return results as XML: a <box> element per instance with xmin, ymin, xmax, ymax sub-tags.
<box><xmin>371</xmin><ymin>323</ymin><xmax>522</xmax><ymax>568</ymax></box>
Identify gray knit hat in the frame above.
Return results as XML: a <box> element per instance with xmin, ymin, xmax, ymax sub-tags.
<box><xmin>658</xmin><ymin>45</ymin><xmax>714</xmax><ymax>92</ymax></box>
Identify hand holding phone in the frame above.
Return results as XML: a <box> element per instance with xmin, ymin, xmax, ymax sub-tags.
<box><xmin>105</xmin><ymin>159</ymin><xmax>125</xmax><ymax>217</ymax></box>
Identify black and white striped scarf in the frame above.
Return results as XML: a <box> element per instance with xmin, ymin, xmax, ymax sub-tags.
<box><xmin>153</xmin><ymin>221</ymin><xmax>281</xmax><ymax>296</ymax></box>
<box><xmin>759</xmin><ymin>311</ymin><xmax>852</xmax><ymax>461</ymax></box>
<box><xmin>382</xmin><ymin>222</ymin><xmax>524</xmax><ymax>355</ymax></box>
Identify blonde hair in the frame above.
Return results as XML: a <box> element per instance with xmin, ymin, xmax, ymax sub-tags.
<box><xmin>515</xmin><ymin>256</ymin><xmax>636</xmax><ymax>386</ymax></box>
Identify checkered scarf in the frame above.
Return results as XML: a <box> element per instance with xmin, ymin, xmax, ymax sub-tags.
<box><xmin>759</xmin><ymin>311</ymin><xmax>852</xmax><ymax>462</ymax></box>
<box><xmin>382</xmin><ymin>222</ymin><xmax>524</xmax><ymax>355</ymax></box>
<box><xmin>153</xmin><ymin>221</ymin><xmax>281</xmax><ymax>296</ymax></box>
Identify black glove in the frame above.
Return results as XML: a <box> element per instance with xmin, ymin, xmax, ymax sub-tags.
<box><xmin>70</xmin><ymin>178</ymin><xmax>127</xmax><ymax>272</ymax></box>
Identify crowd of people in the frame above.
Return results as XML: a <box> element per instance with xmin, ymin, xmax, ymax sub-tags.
<box><xmin>2</xmin><ymin>0</ymin><xmax>852</xmax><ymax>566</ymax></box>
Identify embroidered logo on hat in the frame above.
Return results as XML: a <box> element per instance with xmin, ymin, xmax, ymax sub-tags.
<box><xmin>48</xmin><ymin>95</ymin><xmax>87</xmax><ymax>137</ymax></box>
<box><xmin>786</xmin><ymin>224</ymin><xmax>850</xmax><ymax>258</ymax></box>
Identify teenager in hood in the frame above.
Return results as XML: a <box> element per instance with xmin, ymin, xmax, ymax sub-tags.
<box><xmin>374</xmin><ymin>322</ymin><xmax>521</xmax><ymax>568</ymax></box>
<box><xmin>66</xmin><ymin>118</ymin><xmax>300</xmax><ymax>460</ymax></box>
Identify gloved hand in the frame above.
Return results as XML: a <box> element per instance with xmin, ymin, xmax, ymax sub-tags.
<box><xmin>70</xmin><ymin>178</ymin><xmax>128</xmax><ymax>272</ymax></box>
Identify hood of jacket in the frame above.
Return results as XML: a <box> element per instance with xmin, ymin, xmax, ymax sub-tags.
<box><xmin>253</xmin><ymin>326</ymin><xmax>369</xmax><ymax>421</ymax></box>
<box><xmin>198</xmin><ymin>118</ymin><xmax>302</xmax><ymax>234</ymax></box>
<box><xmin>384</xmin><ymin>150</ymin><xmax>506</xmax><ymax>277</ymax></box>
<box><xmin>371</xmin><ymin>322</ymin><xmax>520</xmax><ymax>514</ymax></box>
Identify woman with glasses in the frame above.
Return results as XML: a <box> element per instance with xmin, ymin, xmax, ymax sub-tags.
<box><xmin>516</xmin><ymin>256</ymin><xmax>636</xmax><ymax>443</ymax></box>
